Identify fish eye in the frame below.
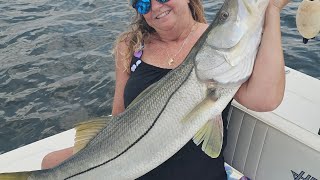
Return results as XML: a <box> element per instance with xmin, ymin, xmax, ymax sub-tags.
<box><xmin>219</xmin><ymin>11</ymin><xmax>229</xmax><ymax>21</ymax></box>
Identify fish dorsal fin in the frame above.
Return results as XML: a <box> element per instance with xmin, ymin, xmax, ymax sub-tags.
<box><xmin>127</xmin><ymin>82</ymin><xmax>157</xmax><ymax>109</ymax></box>
<box><xmin>0</xmin><ymin>172</ymin><xmax>31</xmax><ymax>180</ymax></box>
<box><xmin>193</xmin><ymin>115</ymin><xmax>224</xmax><ymax>158</ymax></box>
<box><xmin>73</xmin><ymin>117</ymin><xmax>111</xmax><ymax>154</ymax></box>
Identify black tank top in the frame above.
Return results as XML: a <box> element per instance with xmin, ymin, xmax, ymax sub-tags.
<box><xmin>124</xmin><ymin>50</ymin><xmax>230</xmax><ymax>180</ymax></box>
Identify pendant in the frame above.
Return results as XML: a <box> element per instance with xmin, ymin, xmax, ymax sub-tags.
<box><xmin>168</xmin><ymin>58</ymin><xmax>174</xmax><ymax>66</ymax></box>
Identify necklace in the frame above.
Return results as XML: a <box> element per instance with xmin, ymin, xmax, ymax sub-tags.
<box><xmin>166</xmin><ymin>22</ymin><xmax>198</xmax><ymax>66</ymax></box>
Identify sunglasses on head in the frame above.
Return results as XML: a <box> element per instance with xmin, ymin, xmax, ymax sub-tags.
<box><xmin>131</xmin><ymin>0</ymin><xmax>170</xmax><ymax>15</ymax></box>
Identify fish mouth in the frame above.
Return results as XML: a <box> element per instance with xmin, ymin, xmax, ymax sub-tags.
<box><xmin>240</xmin><ymin>0</ymin><xmax>269</xmax><ymax>16</ymax></box>
<box><xmin>156</xmin><ymin>10</ymin><xmax>171</xmax><ymax>19</ymax></box>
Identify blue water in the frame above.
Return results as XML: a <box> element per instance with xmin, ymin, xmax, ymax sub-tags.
<box><xmin>0</xmin><ymin>0</ymin><xmax>319</xmax><ymax>154</ymax></box>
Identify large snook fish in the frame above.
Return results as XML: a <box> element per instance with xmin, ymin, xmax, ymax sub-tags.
<box><xmin>0</xmin><ymin>0</ymin><xmax>269</xmax><ymax>179</ymax></box>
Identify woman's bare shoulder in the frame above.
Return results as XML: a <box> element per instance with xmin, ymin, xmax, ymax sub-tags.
<box><xmin>115</xmin><ymin>33</ymin><xmax>132</xmax><ymax>52</ymax></box>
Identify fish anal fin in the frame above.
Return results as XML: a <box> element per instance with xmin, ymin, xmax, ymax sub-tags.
<box><xmin>193</xmin><ymin>115</ymin><xmax>224</xmax><ymax>158</ymax></box>
<box><xmin>73</xmin><ymin>117</ymin><xmax>111</xmax><ymax>154</ymax></box>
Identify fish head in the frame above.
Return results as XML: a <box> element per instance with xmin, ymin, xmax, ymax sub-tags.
<box><xmin>207</xmin><ymin>0</ymin><xmax>268</xmax><ymax>49</ymax></box>
<box><xmin>194</xmin><ymin>0</ymin><xmax>269</xmax><ymax>86</ymax></box>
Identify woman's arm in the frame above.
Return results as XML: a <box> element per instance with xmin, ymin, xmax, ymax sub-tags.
<box><xmin>235</xmin><ymin>0</ymin><xmax>290</xmax><ymax>112</ymax></box>
<box><xmin>112</xmin><ymin>41</ymin><xmax>130</xmax><ymax>116</ymax></box>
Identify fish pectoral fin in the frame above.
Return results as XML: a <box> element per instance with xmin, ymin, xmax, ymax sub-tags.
<box><xmin>193</xmin><ymin>115</ymin><xmax>224</xmax><ymax>158</ymax></box>
<box><xmin>181</xmin><ymin>95</ymin><xmax>216</xmax><ymax>123</ymax></box>
<box><xmin>74</xmin><ymin>116</ymin><xmax>111</xmax><ymax>154</ymax></box>
<box><xmin>0</xmin><ymin>172</ymin><xmax>31</xmax><ymax>180</ymax></box>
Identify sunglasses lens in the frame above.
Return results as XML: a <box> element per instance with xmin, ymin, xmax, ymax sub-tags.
<box><xmin>134</xmin><ymin>0</ymin><xmax>151</xmax><ymax>14</ymax></box>
<box><xmin>157</xmin><ymin>0</ymin><xmax>170</xmax><ymax>3</ymax></box>
<box><xmin>132</xmin><ymin>0</ymin><xmax>170</xmax><ymax>14</ymax></box>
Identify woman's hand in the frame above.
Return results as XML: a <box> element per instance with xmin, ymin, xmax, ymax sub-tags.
<box><xmin>269</xmin><ymin>0</ymin><xmax>291</xmax><ymax>12</ymax></box>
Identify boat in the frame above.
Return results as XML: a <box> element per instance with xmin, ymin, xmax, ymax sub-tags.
<box><xmin>225</xmin><ymin>67</ymin><xmax>320</xmax><ymax>179</ymax></box>
<box><xmin>0</xmin><ymin>67</ymin><xmax>319</xmax><ymax>179</ymax></box>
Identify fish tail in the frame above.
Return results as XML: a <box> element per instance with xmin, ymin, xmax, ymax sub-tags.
<box><xmin>0</xmin><ymin>172</ymin><xmax>31</xmax><ymax>180</ymax></box>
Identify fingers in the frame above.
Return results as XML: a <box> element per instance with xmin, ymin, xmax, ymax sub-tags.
<box><xmin>270</xmin><ymin>0</ymin><xmax>291</xmax><ymax>11</ymax></box>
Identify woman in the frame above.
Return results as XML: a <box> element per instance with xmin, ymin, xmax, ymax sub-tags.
<box><xmin>42</xmin><ymin>0</ymin><xmax>289</xmax><ymax>179</ymax></box>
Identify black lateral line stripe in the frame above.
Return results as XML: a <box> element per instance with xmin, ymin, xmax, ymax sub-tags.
<box><xmin>65</xmin><ymin>67</ymin><xmax>194</xmax><ymax>179</ymax></box>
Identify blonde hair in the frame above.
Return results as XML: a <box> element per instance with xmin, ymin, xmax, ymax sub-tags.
<box><xmin>113</xmin><ymin>0</ymin><xmax>207</xmax><ymax>72</ymax></box>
